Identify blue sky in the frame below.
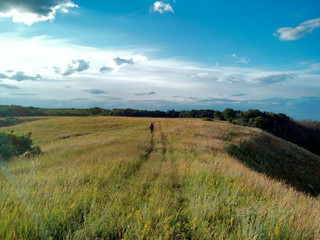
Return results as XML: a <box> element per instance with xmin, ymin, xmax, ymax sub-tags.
<box><xmin>0</xmin><ymin>0</ymin><xmax>319</xmax><ymax>119</ymax></box>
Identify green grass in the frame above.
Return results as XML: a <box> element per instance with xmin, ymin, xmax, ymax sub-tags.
<box><xmin>0</xmin><ymin>117</ymin><xmax>319</xmax><ymax>239</ymax></box>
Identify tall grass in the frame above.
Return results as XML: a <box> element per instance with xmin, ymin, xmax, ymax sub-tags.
<box><xmin>0</xmin><ymin>117</ymin><xmax>319</xmax><ymax>239</ymax></box>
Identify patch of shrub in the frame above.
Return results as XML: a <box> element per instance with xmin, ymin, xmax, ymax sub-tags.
<box><xmin>202</xmin><ymin>117</ymin><xmax>213</xmax><ymax>121</ymax></box>
<box><xmin>0</xmin><ymin>131</ymin><xmax>41</xmax><ymax>160</ymax></box>
<box><xmin>0</xmin><ymin>116</ymin><xmax>19</xmax><ymax>127</ymax></box>
<box><xmin>214</xmin><ymin>111</ymin><xmax>224</xmax><ymax>120</ymax></box>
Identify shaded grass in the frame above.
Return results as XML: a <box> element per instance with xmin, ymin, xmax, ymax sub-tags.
<box><xmin>226</xmin><ymin>132</ymin><xmax>320</xmax><ymax>196</ymax></box>
<box><xmin>0</xmin><ymin>117</ymin><xmax>319</xmax><ymax>239</ymax></box>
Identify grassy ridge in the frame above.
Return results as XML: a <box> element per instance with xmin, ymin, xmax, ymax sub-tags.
<box><xmin>0</xmin><ymin>117</ymin><xmax>320</xmax><ymax>239</ymax></box>
<box><xmin>2</xmin><ymin>105</ymin><xmax>320</xmax><ymax>157</ymax></box>
<box><xmin>227</xmin><ymin>133</ymin><xmax>320</xmax><ymax>196</ymax></box>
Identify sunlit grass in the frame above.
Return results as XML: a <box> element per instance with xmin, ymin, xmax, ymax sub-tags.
<box><xmin>0</xmin><ymin>117</ymin><xmax>319</xmax><ymax>239</ymax></box>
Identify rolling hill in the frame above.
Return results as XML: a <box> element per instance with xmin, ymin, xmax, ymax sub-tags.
<box><xmin>0</xmin><ymin>117</ymin><xmax>320</xmax><ymax>239</ymax></box>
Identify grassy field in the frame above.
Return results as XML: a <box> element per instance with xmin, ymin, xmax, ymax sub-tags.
<box><xmin>0</xmin><ymin>117</ymin><xmax>320</xmax><ymax>239</ymax></box>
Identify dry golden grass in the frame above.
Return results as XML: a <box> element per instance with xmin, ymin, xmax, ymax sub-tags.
<box><xmin>0</xmin><ymin>117</ymin><xmax>319</xmax><ymax>239</ymax></box>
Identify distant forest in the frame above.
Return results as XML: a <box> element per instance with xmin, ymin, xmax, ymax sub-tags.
<box><xmin>1</xmin><ymin>105</ymin><xmax>320</xmax><ymax>156</ymax></box>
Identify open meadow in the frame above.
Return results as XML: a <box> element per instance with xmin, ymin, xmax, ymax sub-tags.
<box><xmin>1</xmin><ymin>117</ymin><xmax>320</xmax><ymax>239</ymax></box>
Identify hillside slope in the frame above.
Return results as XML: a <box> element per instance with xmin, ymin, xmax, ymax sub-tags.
<box><xmin>226</xmin><ymin>131</ymin><xmax>320</xmax><ymax>196</ymax></box>
<box><xmin>0</xmin><ymin>117</ymin><xmax>320</xmax><ymax>239</ymax></box>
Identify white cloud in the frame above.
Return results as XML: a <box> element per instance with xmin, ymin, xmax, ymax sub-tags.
<box><xmin>132</xmin><ymin>54</ymin><xmax>148</xmax><ymax>63</ymax></box>
<box><xmin>191</xmin><ymin>72</ymin><xmax>209</xmax><ymax>78</ymax></box>
<box><xmin>151</xmin><ymin>1</ymin><xmax>174</xmax><ymax>14</ymax></box>
<box><xmin>274</xmin><ymin>18</ymin><xmax>320</xmax><ymax>41</ymax></box>
<box><xmin>0</xmin><ymin>0</ymin><xmax>78</xmax><ymax>26</ymax></box>
<box><xmin>232</xmin><ymin>54</ymin><xmax>250</xmax><ymax>64</ymax></box>
<box><xmin>0</xmin><ymin>35</ymin><xmax>319</xmax><ymax>112</ymax></box>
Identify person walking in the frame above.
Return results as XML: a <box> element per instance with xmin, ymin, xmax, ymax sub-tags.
<box><xmin>149</xmin><ymin>122</ymin><xmax>154</xmax><ymax>134</ymax></box>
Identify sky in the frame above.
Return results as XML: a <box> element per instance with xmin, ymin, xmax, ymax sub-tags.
<box><xmin>0</xmin><ymin>0</ymin><xmax>319</xmax><ymax>120</ymax></box>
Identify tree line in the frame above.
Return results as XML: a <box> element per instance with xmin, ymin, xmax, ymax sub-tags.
<box><xmin>1</xmin><ymin>105</ymin><xmax>319</xmax><ymax>156</ymax></box>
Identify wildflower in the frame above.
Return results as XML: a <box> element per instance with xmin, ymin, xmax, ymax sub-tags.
<box><xmin>177</xmin><ymin>221</ymin><xmax>181</xmax><ymax>228</ymax></box>
<box><xmin>192</xmin><ymin>217</ymin><xmax>197</xmax><ymax>230</ymax></box>
<box><xmin>135</xmin><ymin>209</ymin><xmax>141</xmax><ymax>217</ymax></box>
<box><xmin>164</xmin><ymin>223</ymin><xmax>169</xmax><ymax>231</ymax></box>
<box><xmin>126</xmin><ymin>213</ymin><xmax>132</xmax><ymax>220</ymax></box>
<box><xmin>144</xmin><ymin>220</ymin><xmax>151</xmax><ymax>232</ymax></box>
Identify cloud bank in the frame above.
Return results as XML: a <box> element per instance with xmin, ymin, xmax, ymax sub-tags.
<box><xmin>84</xmin><ymin>89</ymin><xmax>107</xmax><ymax>95</ymax></box>
<box><xmin>0</xmin><ymin>71</ymin><xmax>41</xmax><ymax>81</ymax></box>
<box><xmin>252</xmin><ymin>73</ymin><xmax>296</xmax><ymax>85</ymax></box>
<box><xmin>135</xmin><ymin>91</ymin><xmax>156</xmax><ymax>96</ymax></box>
<box><xmin>0</xmin><ymin>0</ymin><xmax>78</xmax><ymax>26</ymax></box>
<box><xmin>1</xmin><ymin>35</ymin><xmax>320</xmax><ymax>120</ymax></box>
<box><xmin>0</xmin><ymin>83</ymin><xmax>19</xmax><ymax>89</ymax></box>
<box><xmin>274</xmin><ymin>18</ymin><xmax>320</xmax><ymax>41</ymax></box>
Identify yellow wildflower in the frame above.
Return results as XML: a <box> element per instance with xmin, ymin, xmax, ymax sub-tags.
<box><xmin>126</xmin><ymin>213</ymin><xmax>132</xmax><ymax>220</ymax></box>
<box><xmin>192</xmin><ymin>217</ymin><xmax>197</xmax><ymax>230</ymax></box>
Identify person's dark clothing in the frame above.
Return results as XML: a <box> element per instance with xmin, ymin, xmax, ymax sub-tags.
<box><xmin>149</xmin><ymin>123</ymin><xmax>154</xmax><ymax>133</ymax></box>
